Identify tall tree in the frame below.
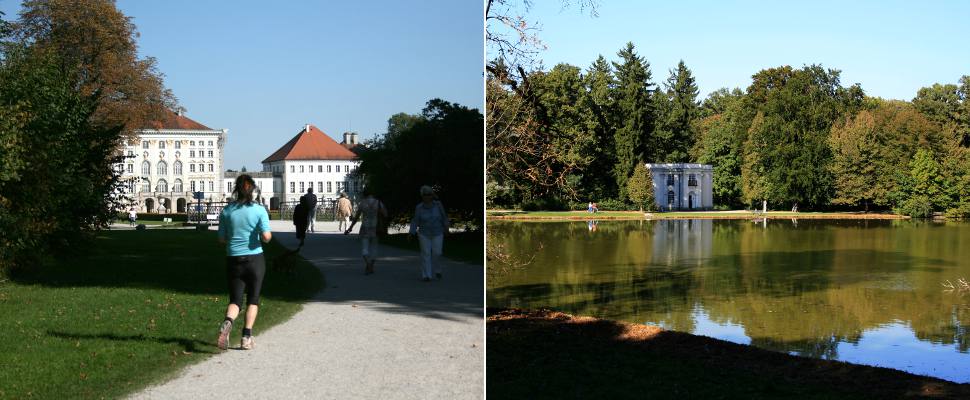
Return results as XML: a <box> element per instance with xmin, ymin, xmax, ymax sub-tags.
<box><xmin>581</xmin><ymin>55</ymin><xmax>618</xmax><ymax>200</ymax></box>
<box><xmin>655</xmin><ymin>60</ymin><xmax>699</xmax><ymax>162</ymax></box>
<box><xmin>896</xmin><ymin>148</ymin><xmax>949</xmax><ymax>217</ymax></box>
<box><xmin>13</xmin><ymin>0</ymin><xmax>177</xmax><ymax>135</ymax></box>
<box><xmin>691</xmin><ymin>88</ymin><xmax>748</xmax><ymax>207</ymax></box>
<box><xmin>611</xmin><ymin>42</ymin><xmax>654</xmax><ymax>198</ymax></box>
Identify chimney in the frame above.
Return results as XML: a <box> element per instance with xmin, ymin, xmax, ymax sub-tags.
<box><xmin>305</xmin><ymin>124</ymin><xmax>311</xmax><ymax>133</ymax></box>
<box><xmin>343</xmin><ymin>132</ymin><xmax>351</xmax><ymax>144</ymax></box>
<box><xmin>351</xmin><ymin>132</ymin><xmax>358</xmax><ymax>145</ymax></box>
<box><xmin>176</xmin><ymin>109</ymin><xmax>183</xmax><ymax>117</ymax></box>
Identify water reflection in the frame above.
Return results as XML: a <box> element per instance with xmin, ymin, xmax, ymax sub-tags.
<box><xmin>487</xmin><ymin>219</ymin><xmax>970</xmax><ymax>383</ymax></box>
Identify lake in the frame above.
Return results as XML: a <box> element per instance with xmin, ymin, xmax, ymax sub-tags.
<box><xmin>487</xmin><ymin>219</ymin><xmax>970</xmax><ymax>383</ymax></box>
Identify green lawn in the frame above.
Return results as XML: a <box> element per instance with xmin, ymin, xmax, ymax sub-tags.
<box><xmin>379</xmin><ymin>231</ymin><xmax>483</xmax><ymax>264</ymax></box>
<box><xmin>0</xmin><ymin>230</ymin><xmax>323</xmax><ymax>399</ymax></box>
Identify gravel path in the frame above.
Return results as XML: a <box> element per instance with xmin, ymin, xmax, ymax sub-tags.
<box><xmin>130</xmin><ymin>220</ymin><xmax>483</xmax><ymax>399</ymax></box>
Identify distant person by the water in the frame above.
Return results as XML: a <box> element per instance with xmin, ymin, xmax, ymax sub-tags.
<box><xmin>302</xmin><ymin>187</ymin><xmax>318</xmax><ymax>233</ymax></box>
<box><xmin>344</xmin><ymin>188</ymin><xmax>387</xmax><ymax>275</ymax></box>
<box><xmin>293</xmin><ymin>197</ymin><xmax>309</xmax><ymax>247</ymax></box>
<box><xmin>587</xmin><ymin>202</ymin><xmax>593</xmax><ymax>213</ymax></box>
<box><xmin>128</xmin><ymin>207</ymin><xmax>137</xmax><ymax>227</ymax></box>
<box><xmin>409</xmin><ymin>185</ymin><xmax>449</xmax><ymax>282</ymax></box>
<box><xmin>216</xmin><ymin>174</ymin><xmax>272</xmax><ymax>351</ymax></box>
<box><xmin>336</xmin><ymin>192</ymin><xmax>353</xmax><ymax>232</ymax></box>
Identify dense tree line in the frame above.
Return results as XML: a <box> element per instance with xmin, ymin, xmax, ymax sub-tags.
<box><xmin>355</xmin><ymin>99</ymin><xmax>483</xmax><ymax>229</ymax></box>
<box><xmin>0</xmin><ymin>1</ymin><xmax>174</xmax><ymax>275</ymax></box>
<box><xmin>487</xmin><ymin>43</ymin><xmax>970</xmax><ymax>218</ymax></box>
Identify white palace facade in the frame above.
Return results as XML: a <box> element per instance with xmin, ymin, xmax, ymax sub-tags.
<box><xmin>117</xmin><ymin>111</ymin><xmax>226</xmax><ymax>213</ymax></box>
<box><xmin>645</xmin><ymin>163</ymin><xmax>714</xmax><ymax>211</ymax></box>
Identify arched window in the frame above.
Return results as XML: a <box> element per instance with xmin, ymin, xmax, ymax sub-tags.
<box><xmin>156</xmin><ymin>179</ymin><xmax>168</xmax><ymax>192</ymax></box>
<box><xmin>157</xmin><ymin>161</ymin><xmax>167</xmax><ymax>175</ymax></box>
<box><xmin>141</xmin><ymin>178</ymin><xmax>151</xmax><ymax>193</ymax></box>
<box><xmin>173</xmin><ymin>178</ymin><xmax>183</xmax><ymax>192</ymax></box>
<box><xmin>142</xmin><ymin>161</ymin><xmax>151</xmax><ymax>175</ymax></box>
<box><xmin>173</xmin><ymin>161</ymin><xmax>182</xmax><ymax>175</ymax></box>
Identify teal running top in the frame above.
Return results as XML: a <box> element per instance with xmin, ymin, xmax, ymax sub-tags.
<box><xmin>217</xmin><ymin>202</ymin><xmax>271</xmax><ymax>256</ymax></box>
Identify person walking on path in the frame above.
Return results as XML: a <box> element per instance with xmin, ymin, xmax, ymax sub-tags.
<box><xmin>336</xmin><ymin>192</ymin><xmax>353</xmax><ymax>232</ymax></box>
<box><xmin>292</xmin><ymin>197</ymin><xmax>309</xmax><ymax>247</ymax></box>
<box><xmin>302</xmin><ymin>187</ymin><xmax>318</xmax><ymax>233</ymax></box>
<box><xmin>409</xmin><ymin>185</ymin><xmax>449</xmax><ymax>282</ymax></box>
<box><xmin>216</xmin><ymin>174</ymin><xmax>272</xmax><ymax>351</ymax></box>
<box><xmin>128</xmin><ymin>207</ymin><xmax>138</xmax><ymax>227</ymax></box>
<box><xmin>344</xmin><ymin>188</ymin><xmax>387</xmax><ymax>275</ymax></box>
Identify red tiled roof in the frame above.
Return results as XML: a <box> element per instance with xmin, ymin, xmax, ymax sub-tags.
<box><xmin>262</xmin><ymin>124</ymin><xmax>358</xmax><ymax>163</ymax></box>
<box><xmin>145</xmin><ymin>111</ymin><xmax>213</xmax><ymax>130</ymax></box>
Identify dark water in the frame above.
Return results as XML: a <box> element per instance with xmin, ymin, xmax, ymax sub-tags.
<box><xmin>487</xmin><ymin>219</ymin><xmax>970</xmax><ymax>383</ymax></box>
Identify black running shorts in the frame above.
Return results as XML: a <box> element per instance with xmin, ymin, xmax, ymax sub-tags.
<box><xmin>226</xmin><ymin>253</ymin><xmax>266</xmax><ymax>306</ymax></box>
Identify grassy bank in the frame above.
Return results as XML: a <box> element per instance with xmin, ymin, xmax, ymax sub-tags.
<box><xmin>488</xmin><ymin>309</ymin><xmax>970</xmax><ymax>399</ymax></box>
<box><xmin>379</xmin><ymin>231</ymin><xmax>483</xmax><ymax>264</ymax></box>
<box><xmin>487</xmin><ymin>209</ymin><xmax>908</xmax><ymax>220</ymax></box>
<box><xmin>0</xmin><ymin>230</ymin><xmax>324</xmax><ymax>399</ymax></box>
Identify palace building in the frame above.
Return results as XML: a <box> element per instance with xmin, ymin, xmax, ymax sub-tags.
<box><xmin>117</xmin><ymin>111</ymin><xmax>226</xmax><ymax>213</ymax></box>
<box><xmin>260</xmin><ymin>124</ymin><xmax>361</xmax><ymax>210</ymax></box>
<box><xmin>645</xmin><ymin>163</ymin><xmax>714</xmax><ymax>211</ymax></box>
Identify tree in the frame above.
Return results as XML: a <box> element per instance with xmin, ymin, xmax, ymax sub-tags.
<box><xmin>611</xmin><ymin>42</ymin><xmax>655</xmax><ymax>198</ymax></box>
<box><xmin>627</xmin><ymin>163</ymin><xmax>655</xmax><ymax>211</ymax></box>
<box><xmin>0</xmin><ymin>45</ymin><xmax>125</xmax><ymax>275</ymax></box>
<box><xmin>580</xmin><ymin>55</ymin><xmax>618</xmax><ymax>200</ymax></box>
<box><xmin>13</xmin><ymin>0</ymin><xmax>177</xmax><ymax>135</ymax></box>
<box><xmin>654</xmin><ymin>60</ymin><xmax>699</xmax><ymax>162</ymax></box>
<box><xmin>358</xmin><ymin>99</ymin><xmax>483</xmax><ymax>227</ymax></box>
<box><xmin>896</xmin><ymin>148</ymin><xmax>949</xmax><ymax>217</ymax></box>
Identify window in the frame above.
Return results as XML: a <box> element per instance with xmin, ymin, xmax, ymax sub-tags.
<box><xmin>142</xmin><ymin>179</ymin><xmax>151</xmax><ymax>193</ymax></box>
<box><xmin>208</xmin><ymin>141</ymin><xmax>213</xmax><ymax>146</ymax></box>
<box><xmin>175</xmin><ymin>151</ymin><xmax>180</xmax><ymax>158</ymax></box>
<box><xmin>336</xmin><ymin>182</ymin><xmax>342</xmax><ymax>191</ymax></box>
<box><xmin>209</xmin><ymin>181</ymin><xmax>213</xmax><ymax>192</ymax></box>
<box><xmin>174</xmin><ymin>141</ymin><xmax>181</xmax><ymax>149</ymax></box>
<box><xmin>327</xmin><ymin>181</ymin><xmax>332</xmax><ymax>192</ymax></box>
<box><xmin>127</xmin><ymin>150</ymin><xmax>134</xmax><ymax>157</ymax></box>
<box><xmin>344</xmin><ymin>165</ymin><xmax>349</xmax><ymax>173</ymax></box>
<box><xmin>190</xmin><ymin>150</ymin><xmax>195</xmax><ymax>158</ymax></box>
<box><xmin>173</xmin><ymin>161</ymin><xmax>182</xmax><ymax>175</ymax></box>
<box><xmin>190</xmin><ymin>141</ymin><xmax>195</xmax><ymax>146</ymax></box>
<box><xmin>688</xmin><ymin>174</ymin><xmax>697</xmax><ymax>187</ymax></box>
<box><xmin>191</xmin><ymin>181</ymin><xmax>196</xmax><ymax>192</ymax></box>
<box><xmin>667</xmin><ymin>191</ymin><xmax>675</xmax><ymax>206</ymax></box>
<box><xmin>126</xmin><ymin>164</ymin><xmax>133</xmax><ymax>173</ymax></box>
<box><xmin>327</xmin><ymin>165</ymin><xmax>332</xmax><ymax>173</ymax></box>
<box><xmin>142</xmin><ymin>161</ymin><xmax>151</xmax><ymax>175</ymax></box>
<box><xmin>666</xmin><ymin>174</ymin><xmax>675</xmax><ymax>186</ymax></box>
<box><xmin>317</xmin><ymin>165</ymin><xmax>322</xmax><ymax>172</ymax></box>
<box><xmin>300</xmin><ymin>182</ymin><xmax>305</xmax><ymax>193</ymax></box>
<box><xmin>156</xmin><ymin>179</ymin><xmax>168</xmax><ymax>192</ymax></box>
<box><xmin>291</xmin><ymin>165</ymin><xmax>295</xmax><ymax>173</ymax></box>
<box><xmin>159</xmin><ymin>141</ymin><xmax>166</xmax><ymax>149</ymax></box>
<box><xmin>173</xmin><ymin>179</ymin><xmax>183</xmax><ymax>192</ymax></box>
<box><xmin>208</xmin><ymin>164</ymin><xmax>213</xmax><ymax>172</ymax></box>
<box><xmin>190</xmin><ymin>164</ymin><xmax>196</xmax><ymax>173</ymax></box>
<box><xmin>300</xmin><ymin>165</ymin><xmax>304</xmax><ymax>173</ymax></box>
<box><xmin>317</xmin><ymin>182</ymin><xmax>323</xmax><ymax>193</ymax></box>
<box><xmin>290</xmin><ymin>182</ymin><xmax>295</xmax><ymax>193</ymax></box>
<box><xmin>227</xmin><ymin>182</ymin><xmax>233</xmax><ymax>193</ymax></box>
<box><xmin>157</xmin><ymin>161</ymin><xmax>167</xmax><ymax>175</ymax></box>
<box><xmin>208</xmin><ymin>150</ymin><xmax>213</xmax><ymax>158</ymax></box>
<box><xmin>142</xmin><ymin>141</ymin><xmax>149</xmax><ymax>149</ymax></box>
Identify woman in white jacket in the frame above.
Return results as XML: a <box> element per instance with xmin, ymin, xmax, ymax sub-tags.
<box><xmin>409</xmin><ymin>185</ymin><xmax>449</xmax><ymax>281</ymax></box>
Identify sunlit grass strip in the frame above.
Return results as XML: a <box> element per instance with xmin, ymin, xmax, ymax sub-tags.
<box><xmin>0</xmin><ymin>230</ymin><xmax>323</xmax><ymax>399</ymax></box>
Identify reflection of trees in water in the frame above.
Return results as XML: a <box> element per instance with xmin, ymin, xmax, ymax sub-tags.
<box><xmin>487</xmin><ymin>219</ymin><xmax>970</xmax><ymax>355</ymax></box>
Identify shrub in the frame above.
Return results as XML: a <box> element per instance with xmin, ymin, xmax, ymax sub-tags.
<box><xmin>520</xmin><ymin>197</ymin><xmax>568</xmax><ymax>211</ymax></box>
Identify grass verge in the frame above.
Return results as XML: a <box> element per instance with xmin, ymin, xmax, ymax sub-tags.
<box><xmin>488</xmin><ymin>309</ymin><xmax>970</xmax><ymax>399</ymax></box>
<box><xmin>0</xmin><ymin>230</ymin><xmax>323</xmax><ymax>399</ymax></box>
<box><xmin>379</xmin><ymin>231</ymin><xmax>483</xmax><ymax>264</ymax></box>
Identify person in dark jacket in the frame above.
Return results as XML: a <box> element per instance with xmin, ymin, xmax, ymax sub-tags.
<box><xmin>303</xmin><ymin>188</ymin><xmax>318</xmax><ymax>233</ymax></box>
<box><xmin>293</xmin><ymin>197</ymin><xmax>309</xmax><ymax>247</ymax></box>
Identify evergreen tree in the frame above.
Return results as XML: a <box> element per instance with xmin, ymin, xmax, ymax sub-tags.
<box><xmin>655</xmin><ymin>60</ymin><xmax>699</xmax><ymax>162</ymax></box>
<box><xmin>611</xmin><ymin>42</ymin><xmax>655</xmax><ymax>200</ymax></box>
<box><xmin>582</xmin><ymin>55</ymin><xmax>618</xmax><ymax>200</ymax></box>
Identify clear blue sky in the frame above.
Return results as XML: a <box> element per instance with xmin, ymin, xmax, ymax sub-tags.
<box><xmin>505</xmin><ymin>0</ymin><xmax>968</xmax><ymax>103</ymax></box>
<box><xmin>2</xmin><ymin>0</ymin><xmax>484</xmax><ymax>170</ymax></box>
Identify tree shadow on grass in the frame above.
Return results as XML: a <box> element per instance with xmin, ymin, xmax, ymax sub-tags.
<box><xmin>46</xmin><ymin>330</ymin><xmax>216</xmax><ymax>354</ymax></box>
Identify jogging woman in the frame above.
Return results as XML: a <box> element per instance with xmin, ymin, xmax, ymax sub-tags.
<box><xmin>216</xmin><ymin>174</ymin><xmax>272</xmax><ymax>350</ymax></box>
